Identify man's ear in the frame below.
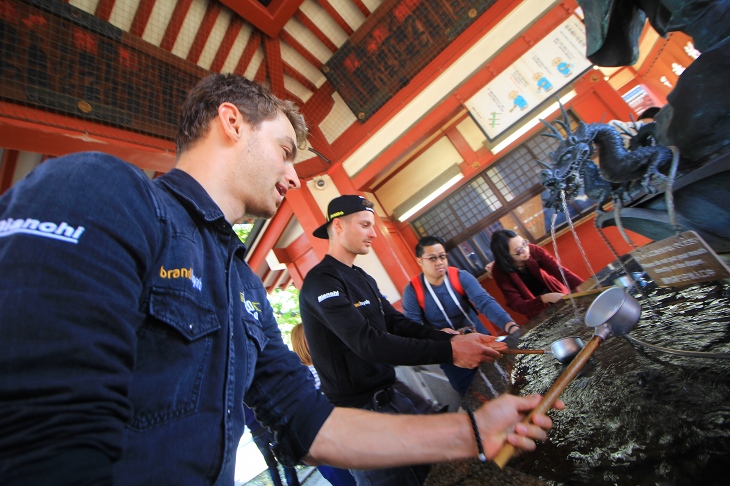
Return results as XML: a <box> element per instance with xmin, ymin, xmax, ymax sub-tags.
<box><xmin>331</xmin><ymin>217</ymin><xmax>344</xmax><ymax>235</ymax></box>
<box><xmin>218</xmin><ymin>102</ymin><xmax>245</xmax><ymax>142</ymax></box>
<box><xmin>416</xmin><ymin>257</ymin><xmax>424</xmax><ymax>271</ymax></box>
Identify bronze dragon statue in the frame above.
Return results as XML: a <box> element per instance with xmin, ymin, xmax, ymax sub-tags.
<box><xmin>538</xmin><ymin>107</ymin><xmax>674</xmax><ymax>213</ymax></box>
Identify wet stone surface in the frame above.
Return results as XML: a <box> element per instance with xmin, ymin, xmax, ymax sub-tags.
<box><xmin>425</xmin><ymin>261</ymin><xmax>730</xmax><ymax>486</ymax></box>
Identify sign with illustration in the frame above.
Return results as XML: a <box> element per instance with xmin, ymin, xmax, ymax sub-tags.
<box><xmin>465</xmin><ymin>15</ymin><xmax>591</xmax><ymax>141</ymax></box>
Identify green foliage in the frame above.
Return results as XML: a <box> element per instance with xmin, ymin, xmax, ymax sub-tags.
<box><xmin>268</xmin><ymin>285</ymin><xmax>300</xmax><ymax>348</ymax></box>
<box><xmin>233</xmin><ymin>223</ymin><xmax>254</xmax><ymax>243</ymax></box>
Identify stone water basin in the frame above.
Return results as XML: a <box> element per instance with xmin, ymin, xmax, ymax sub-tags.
<box><xmin>425</xmin><ymin>269</ymin><xmax>730</xmax><ymax>485</ymax></box>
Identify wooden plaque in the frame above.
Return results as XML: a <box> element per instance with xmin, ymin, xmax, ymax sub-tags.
<box><xmin>631</xmin><ymin>231</ymin><xmax>730</xmax><ymax>287</ymax></box>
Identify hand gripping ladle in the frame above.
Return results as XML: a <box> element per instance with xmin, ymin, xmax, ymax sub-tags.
<box><xmin>493</xmin><ymin>287</ymin><xmax>641</xmax><ymax>468</ymax></box>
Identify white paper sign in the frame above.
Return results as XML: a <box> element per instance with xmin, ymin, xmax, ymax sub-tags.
<box><xmin>466</xmin><ymin>15</ymin><xmax>592</xmax><ymax>140</ymax></box>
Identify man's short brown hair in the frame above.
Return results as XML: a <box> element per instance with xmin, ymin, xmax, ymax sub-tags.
<box><xmin>175</xmin><ymin>74</ymin><xmax>308</xmax><ymax>155</ymax></box>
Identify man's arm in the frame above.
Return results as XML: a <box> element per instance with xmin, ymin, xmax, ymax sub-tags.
<box><xmin>304</xmin><ymin>393</ymin><xmax>564</xmax><ymax>468</ymax></box>
<box><xmin>459</xmin><ymin>271</ymin><xmax>519</xmax><ymax>333</ymax></box>
<box><xmin>0</xmin><ymin>154</ymin><xmax>159</xmax><ymax>484</ymax></box>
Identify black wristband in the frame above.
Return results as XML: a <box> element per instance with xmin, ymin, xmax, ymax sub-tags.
<box><xmin>505</xmin><ymin>323</ymin><xmax>519</xmax><ymax>333</ymax></box>
<box><xmin>466</xmin><ymin>407</ymin><xmax>487</xmax><ymax>462</ymax></box>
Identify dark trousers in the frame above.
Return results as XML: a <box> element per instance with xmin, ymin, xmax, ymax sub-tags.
<box><xmin>251</xmin><ymin>428</ymin><xmax>300</xmax><ymax>486</ymax></box>
<box><xmin>349</xmin><ymin>381</ymin><xmax>438</xmax><ymax>486</ymax></box>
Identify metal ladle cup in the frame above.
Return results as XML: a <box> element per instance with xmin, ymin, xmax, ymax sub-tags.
<box><xmin>500</xmin><ymin>336</ymin><xmax>585</xmax><ymax>364</ymax></box>
<box><xmin>494</xmin><ymin>288</ymin><xmax>642</xmax><ymax>468</ymax></box>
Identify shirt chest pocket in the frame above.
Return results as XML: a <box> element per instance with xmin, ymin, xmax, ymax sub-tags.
<box><xmin>127</xmin><ymin>287</ymin><xmax>221</xmax><ymax>431</ymax></box>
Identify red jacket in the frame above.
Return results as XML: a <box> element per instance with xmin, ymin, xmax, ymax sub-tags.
<box><xmin>492</xmin><ymin>243</ymin><xmax>584</xmax><ymax>319</ymax></box>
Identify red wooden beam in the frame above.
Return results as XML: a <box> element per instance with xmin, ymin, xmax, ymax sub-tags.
<box><xmin>254</xmin><ymin>58</ymin><xmax>267</xmax><ymax>84</ymax></box>
<box><xmin>0</xmin><ymin>102</ymin><xmax>175</xmax><ymax>173</ymax></box>
<box><xmin>129</xmin><ymin>0</ymin><xmax>158</xmax><ymax>39</ymax></box>
<box><xmin>246</xmin><ymin>199</ymin><xmax>294</xmax><ymax>276</ymax></box>
<box><xmin>234</xmin><ymin>31</ymin><xmax>262</xmax><ymax>75</ymax></box>
<box><xmin>264</xmin><ymin>37</ymin><xmax>286</xmax><ymax>98</ymax></box>
<box><xmin>160</xmin><ymin>0</ymin><xmax>194</xmax><ymax>52</ymax></box>
<box><xmin>187</xmin><ymin>1</ymin><xmax>222</xmax><ymax>65</ymax></box>
<box><xmin>317</xmin><ymin>0</ymin><xmax>354</xmax><ymax>36</ymax></box>
<box><xmin>294</xmin><ymin>11</ymin><xmax>337</xmax><ymax>53</ymax></box>
<box><xmin>219</xmin><ymin>0</ymin><xmax>305</xmax><ymax>38</ymax></box>
<box><xmin>0</xmin><ymin>149</ymin><xmax>19</xmax><ymax>195</ymax></box>
<box><xmin>283</xmin><ymin>61</ymin><xmax>317</xmax><ymax>93</ymax></box>
<box><xmin>351</xmin><ymin>0</ymin><xmax>370</xmax><ymax>17</ymax></box>
<box><xmin>209</xmin><ymin>17</ymin><xmax>243</xmax><ymax>73</ymax></box>
<box><xmin>279</xmin><ymin>30</ymin><xmax>323</xmax><ymax>70</ymax></box>
<box><xmin>95</xmin><ymin>0</ymin><xmax>116</xmax><ymax>22</ymax></box>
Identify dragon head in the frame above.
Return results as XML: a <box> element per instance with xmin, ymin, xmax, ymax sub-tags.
<box><xmin>536</xmin><ymin>107</ymin><xmax>596</xmax><ymax>211</ymax></box>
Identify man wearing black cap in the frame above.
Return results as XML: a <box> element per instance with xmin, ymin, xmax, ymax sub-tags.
<box><xmin>300</xmin><ymin>195</ymin><xmax>507</xmax><ymax>485</ymax></box>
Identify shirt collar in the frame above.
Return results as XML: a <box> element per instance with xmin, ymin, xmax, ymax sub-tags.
<box><xmin>156</xmin><ymin>169</ymin><xmax>228</xmax><ymax>226</ymax></box>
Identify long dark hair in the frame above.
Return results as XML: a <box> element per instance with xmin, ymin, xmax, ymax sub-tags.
<box><xmin>490</xmin><ymin>229</ymin><xmax>521</xmax><ymax>273</ymax></box>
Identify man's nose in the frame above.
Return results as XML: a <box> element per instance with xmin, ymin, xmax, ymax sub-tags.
<box><xmin>285</xmin><ymin>164</ymin><xmax>300</xmax><ymax>190</ymax></box>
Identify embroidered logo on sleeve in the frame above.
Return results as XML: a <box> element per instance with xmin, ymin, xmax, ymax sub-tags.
<box><xmin>240</xmin><ymin>291</ymin><xmax>261</xmax><ymax>321</ymax></box>
<box><xmin>0</xmin><ymin>217</ymin><xmax>85</xmax><ymax>244</ymax></box>
<box><xmin>354</xmin><ymin>300</ymin><xmax>370</xmax><ymax>307</ymax></box>
<box><xmin>318</xmin><ymin>290</ymin><xmax>339</xmax><ymax>302</ymax></box>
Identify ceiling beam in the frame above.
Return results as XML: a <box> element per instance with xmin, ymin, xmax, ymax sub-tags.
<box><xmin>160</xmin><ymin>0</ymin><xmax>194</xmax><ymax>52</ymax></box>
<box><xmin>0</xmin><ymin>149</ymin><xmax>19</xmax><ymax>195</ymax></box>
<box><xmin>187</xmin><ymin>1</ymin><xmax>222</xmax><ymax>65</ymax></box>
<box><xmin>220</xmin><ymin>0</ymin><xmax>305</xmax><ymax>38</ymax></box>
<box><xmin>129</xmin><ymin>0</ymin><xmax>157</xmax><ymax>38</ymax></box>
<box><xmin>0</xmin><ymin>102</ymin><xmax>175</xmax><ymax>173</ymax></box>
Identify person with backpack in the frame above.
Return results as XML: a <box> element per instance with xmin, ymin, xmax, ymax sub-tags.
<box><xmin>402</xmin><ymin>236</ymin><xmax>520</xmax><ymax>395</ymax></box>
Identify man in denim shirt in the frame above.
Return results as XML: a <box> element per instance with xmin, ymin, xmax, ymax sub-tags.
<box><xmin>0</xmin><ymin>74</ymin><xmax>561</xmax><ymax>485</ymax></box>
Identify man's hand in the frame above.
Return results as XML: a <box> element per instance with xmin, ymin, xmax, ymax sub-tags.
<box><xmin>474</xmin><ymin>394</ymin><xmax>565</xmax><ymax>459</ymax></box>
<box><xmin>450</xmin><ymin>333</ymin><xmax>506</xmax><ymax>368</ymax></box>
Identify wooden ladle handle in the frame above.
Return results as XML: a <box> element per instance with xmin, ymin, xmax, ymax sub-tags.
<box><xmin>493</xmin><ymin>335</ymin><xmax>604</xmax><ymax>469</ymax></box>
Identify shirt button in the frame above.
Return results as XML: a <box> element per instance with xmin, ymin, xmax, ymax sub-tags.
<box><xmin>227</xmin><ymin>409</ymin><xmax>231</xmax><ymax>415</ymax></box>
<box><xmin>189</xmin><ymin>324</ymin><xmax>194</xmax><ymax>330</ymax></box>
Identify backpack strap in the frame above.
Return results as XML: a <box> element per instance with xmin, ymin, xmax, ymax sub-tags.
<box><xmin>447</xmin><ymin>267</ymin><xmax>465</xmax><ymax>296</ymax></box>
<box><xmin>410</xmin><ymin>274</ymin><xmax>426</xmax><ymax>310</ymax></box>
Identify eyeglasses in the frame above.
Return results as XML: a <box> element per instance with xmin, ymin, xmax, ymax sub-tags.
<box><xmin>421</xmin><ymin>254</ymin><xmax>448</xmax><ymax>263</ymax></box>
<box><xmin>511</xmin><ymin>241</ymin><xmax>529</xmax><ymax>256</ymax></box>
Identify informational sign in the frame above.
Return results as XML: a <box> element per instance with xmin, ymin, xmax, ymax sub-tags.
<box><xmin>465</xmin><ymin>15</ymin><xmax>591</xmax><ymax>141</ymax></box>
<box><xmin>631</xmin><ymin>231</ymin><xmax>730</xmax><ymax>287</ymax></box>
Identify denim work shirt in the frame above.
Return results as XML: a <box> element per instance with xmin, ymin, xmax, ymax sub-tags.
<box><xmin>0</xmin><ymin>153</ymin><xmax>333</xmax><ymax>485</ymax></box>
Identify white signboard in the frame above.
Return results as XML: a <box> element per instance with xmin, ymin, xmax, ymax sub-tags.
<box><xmin>466</xmin><ymin>15</ymin><xmax>592</xmax><ymax>141</ymax></box>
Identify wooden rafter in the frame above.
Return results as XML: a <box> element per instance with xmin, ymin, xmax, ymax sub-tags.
<box><xmin>0</xmin><ymin>149</ymin><xmax>19</xmax><ymax>195</ymax></box>
<box><xmin>160</xmin><ymin>0</ymin><xmax>195</xmax><ymax>52</ymax></box>
<box><xmin>283</xmin><ymin>61</ymin><xmax>317</xmax><ymax>92</ymax></box>
<box><xmin>264</xmin><ymin>37</ymin><xmax>286</xmax><ymax>98</ymax></box>
<box><xmin>209</xmin><ymin>17</ymin><xmax>244</xmax><ymax>73</ymax></box>
<box><xmin>187</xmin><ymin>1</ymin><xmax>223</xmax><ymax>64</ymax></box>
<box><xmin>294</xmin><ymin>11</ymin><xmax>337</xmax><ymax>53</ymax></box>
<box><xmin>235</xmin><ymin>31</ymin><xmax>262</xmax><ymax>75</ymax></box>
<box><xmin>129</xmin><ymin>0</ymin><xmax>158</xmax><ymax>38</ymax></box>
<box><xmin>94</xmin><ymin>0</ymin><xmax>116</xmax><ymax>22</ymax></box>
<box><xmin>317</xmin><ymin>0</ymin><xmax>354</xmax><ymax>36</ymax></box>
<box><xmin>279</xmin><ymin>30</ymin><xmax>323</xmax><ymax>69</ymax></box>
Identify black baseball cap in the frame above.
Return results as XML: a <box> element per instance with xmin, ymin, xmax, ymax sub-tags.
<box><xmin>312</xmin><ymin>195</ymin><xmax>375</xmax><ymax>239</ymax></box>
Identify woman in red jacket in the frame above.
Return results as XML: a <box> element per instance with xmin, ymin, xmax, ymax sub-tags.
<box><xmin>488</xmin><ymin>230</ymin><xmax>584</xmax><ymax>319</ymax></box>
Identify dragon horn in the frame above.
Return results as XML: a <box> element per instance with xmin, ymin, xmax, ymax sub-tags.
<box><xmin>559</xmin><ymin>101</ymin><xmax>572</xmax><ymax>137</ymax></box>
<box><xmin>535</xmin><ymin>159</ymin><xmax>552</xmax><ymax>169</ymax></box>
<box><xmin>540</xmin><ymin>119</ymin><xmax>564</xmax><ymax>140</ymax></box>
<box><xmin>553</xmin><ymin>119</ymin><xmax>570</xmax><ymax>134</ymax></box>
